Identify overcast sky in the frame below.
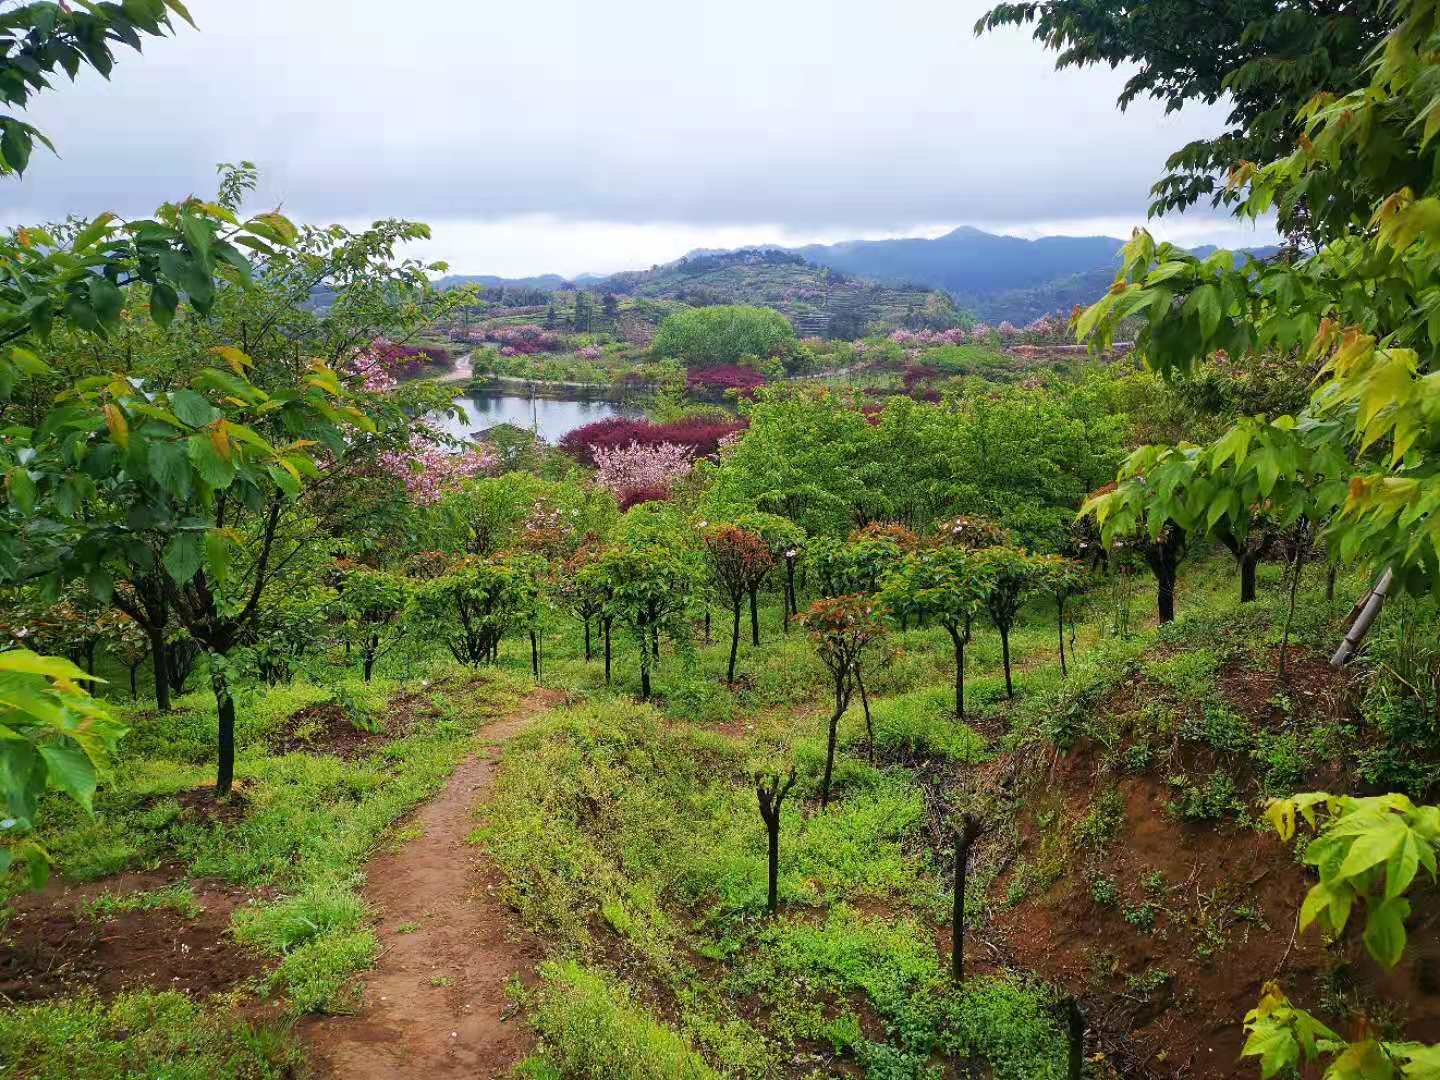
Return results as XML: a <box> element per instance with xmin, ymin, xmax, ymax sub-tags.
<box><xmin>5</xmin><ymin>0</ymin><xmax>1277</xmax><ymax>276</ymax></box>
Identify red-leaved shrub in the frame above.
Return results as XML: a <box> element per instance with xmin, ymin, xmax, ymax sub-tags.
<box><xmin>560</xmin><ymin>416</ymin><xmax>748</xmax><ymax>466</ymax></box>
<box><xmin>685</xmin><ymin>365</ymin><xmax>767</xmax><ymax>397</ymax></box>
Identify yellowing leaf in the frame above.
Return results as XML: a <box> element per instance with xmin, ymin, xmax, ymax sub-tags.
<box><xmin>209</xmin><ymin>345</ymin><xmax>253</xmax><ymax>374</ymax></box>
<box><xmin>103</xmin><ymin>404</ymin><xmax>129</xmax><ymax>449</ymax></box>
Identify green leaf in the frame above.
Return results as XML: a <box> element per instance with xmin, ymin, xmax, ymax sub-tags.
<box><xmin>1189</xmin><ymin>284</ymin><xmax>1223</xmax><ymax>339</ymax></box>
<box><xmin>186</xmin><ymin>433</ymin><xmax>234</xmax><ymax>489</ymax></box>
<box><xmin>147</xmin><ymin>438</ymin><xmax>192</xmax><ymax>499</ymax></box>
<box><xmin>1363</xmin><ymin>896</ymin><xmax>1411</xmax><ymax>969</ymax></box>
<box><xmin>0</xmin><ymin>651</ymin><xmax>94</xmax><ymax>682</ymax></box>
<box><xmin>87</xmin><ymin>276</ymin><xmax>124</xmax><ymax>326</ymax></box>
<box><xmin>169</xmin><ymin>389</ymin><xmax>220</xmax><ymax>428</ymax></box>
<box><xmin>162</xmin><ymin>532</ymin><xmax>203</xmax><ymax>586</ymax></box>
<box><xmin>86</xmin><ymin>567</ymin><xmax>114</xmax><ymax>605</ymax></box>
<box><xmin>204</xmin><ymin>529</ymin><xmax>231</xmax><ymax>587</ymax></box>
<box><xmin>38</xmin><ymin>743</ymin><xmax>97</xmax><ymax>814</ymax></box>
<box><xmin>6</xmin><ymin>467</ymin><xmax>36</xmax><ymax>514</ymax></box>
<box><xmin>1</xmin><ymin>120</ymin><xmax>32</xmax><ymax>175</ymax></box>
<box><xmin>71</xmin><ymin>213</ymin><xmax>117</xmax><ymax>252</ymax></box>
<box><xmin>150</xmin><ymin>282</ymin><xmax>179</xmax><ymax>329</ymax></box>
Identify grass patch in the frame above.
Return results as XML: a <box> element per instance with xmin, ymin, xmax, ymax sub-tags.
<box><xmin>0</xmin><ymin>990</ymin><xmax>304</xmax><ymax>1079</ymax></box>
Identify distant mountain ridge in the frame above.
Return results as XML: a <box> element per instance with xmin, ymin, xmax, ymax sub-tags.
<box><xmin>435</xmin><ymin>227</ymin><xmax>1280</xmax><ymax>325</ymax></box>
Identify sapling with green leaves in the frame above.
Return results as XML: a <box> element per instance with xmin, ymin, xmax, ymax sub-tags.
<box><xmin>800</xmin><ymin>596</ymin><xmax>886</xmax><ymax>808</ymax></box>
<box><xmin>881</xmin><ymin>546</ymin><xmax>992</xmax><ymax>719</ymax></box>
<box><xmin>975</xmin><ymin>546</ymin><xmax>1037</xmax><ymax>699</ymax></box>
<box><xmin>337</xmin><ymin>566</ymin><xmax>409</xmax><ymax>681</ymax></box>
<box><xmin>409</xmin><ymin>556</ymin><xmax>538</xmax><ymax>668</ymax></box>
<box><xmin>1033</xmin><ymin>554</ymin><xmax>1085</xmax><ymax>677</ymax></box>
<box><xmin>590</xmin><ymin>543</ymin><xmax>696</xmax><ymax>701</ymax></box>
<box><xmin>734</xmin><ymin>511</ymin><xmax>803</xmax><ymax>638</ymax></box>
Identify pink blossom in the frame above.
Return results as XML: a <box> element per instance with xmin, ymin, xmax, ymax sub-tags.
<box><xmin>378</xmin><ymin>433</ymin><xmax>498</xmax><ymax>506</ymax></box>
<box><xmin>592</xmin><ymin>440</ymin><xmax>694</xmax><ymax>506</ymax></box>
<box><xmin>577</xmin><ymin>344</ymin><xmax>604</xmax><ymax>361</ymax></box>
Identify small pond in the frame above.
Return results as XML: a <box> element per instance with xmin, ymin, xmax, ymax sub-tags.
<box><xmin>434</xmin><ymin>391</ymin><xmax>645</xmax><ymax>445</ymax></box>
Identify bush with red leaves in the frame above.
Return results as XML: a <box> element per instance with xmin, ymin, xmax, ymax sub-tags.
<box><xmin>685</xmin><ymin>365</ymin><xmax>767</xmax><ymax>397</ymax></box>
<box><xmin>560</xmin><ymin>416</ymin><xmax>748</xmax><ymax>466</ymax></box>
<box><xmin>901</xmin><ymin>363</ymin><xmax>940</xmax><ymax>391</ymax></box>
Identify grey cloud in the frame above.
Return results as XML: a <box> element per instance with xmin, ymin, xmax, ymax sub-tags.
<box><xmin>3</xmin><ymin>0</ymin><xmax>1235</xmax><ymax>243</ymax></box>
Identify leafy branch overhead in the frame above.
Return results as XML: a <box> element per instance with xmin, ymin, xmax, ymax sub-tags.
<box><xmin>0</xmin><ymin>0</ymin><xmax>196</xmax><ymax>177</ymax></box>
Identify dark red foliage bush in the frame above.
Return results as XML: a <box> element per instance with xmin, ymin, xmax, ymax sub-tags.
<box><xmin>902</xmin><ymin>363</ymin><xmax>940</xmax><ymax>391</ymax></box>
<box><xmin>685</xmin><ymin>365</ymin><xmax>767</xmax><ymax>397</ymax></box>
<box><xmin>560</xmin><ymin>416</ymin><xmax>748</xmax><ymax>466</ymax></box>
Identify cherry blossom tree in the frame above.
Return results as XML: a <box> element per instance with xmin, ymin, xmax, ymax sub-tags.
<box><xmin>592</xmin><ymin>441</ymin><xmax>694</xmax><ymax>507</ymax></box>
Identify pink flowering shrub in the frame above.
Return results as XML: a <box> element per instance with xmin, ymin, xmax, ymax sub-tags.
<box><xmin>345</xmin><ymin>340</ymin><xmax>453</xmax><ymax>392</ymax></box>
<box><xmin>577</xmin><ymin>344</ymin><xmax>604</xmax><ymax>361</ymax></box>
<box><xmin>559</xmin><ymin>416</ymin><xmax>747</xmax><ymax>467</ymax></box>
<box><xmin>378</xmin><ymin>434</ymin><xmax>498</xmax><ymax>505</ymax></box>
<box><xmin>592</xmin><ymin>441</ymin><xmax>694</xmax><ymax>507</ymax></box>
<box><xmin>482</xmin><ymin>326</ymin><xmax>564</xmax><ymax>354</ymax></box>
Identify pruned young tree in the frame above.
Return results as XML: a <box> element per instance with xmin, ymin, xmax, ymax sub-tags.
<box><xmin>336</xmin><ymin>566</ymin><xmax>409</xmax><ymax>681</ymax></box>
<box><xmin>98</xmin><ymin>609</ymin><xmax>150</xmax><ymax>701</ymax></box>
<box><xmin>557</xmin><ymin>543</ymin><xmax>611</xmax><ymax>663</ymax></box>
<box><xmin>409</xmin><ymin>556</ymin><xmax>537</xmax><ymax>668</ymax></box>
<box><xmin>591</xmin><ymin>543</ymin><xmax>696</xmax><ymax>701</ymax></box>
<box><xmin>881</xmin><ymin>546</ymin><xmax>992</xmax><ymax>719</ymax></box>
<box><xmin>800</xmin><ymin>596</ymin><xmax>885</xmax><ymax>809</ymax></box>
<box><xmin>754</xmin><ymin>765</ymin><xmax>797</xmax><ymax>915</ymax></box>
<box><xmin>734</xmin><ymin>511</ymin><xmax>802</xmax><ymax>641</ymax></box>
<box><xmin>702</xmin><ymin>524</ymin><xmax>774</xmax><ymax>684</ymax></box>
<box><xmin>975</xmin><ymin>546</ymin><xmax>1037</xmax><ymax>699</ymax></box>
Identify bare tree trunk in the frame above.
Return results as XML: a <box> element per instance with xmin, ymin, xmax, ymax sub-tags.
<box><xmin>603</xmin><ymin>618</ymin><xmax>613</xmax><ymax>685</ymax></box>
<box><xmin>1000</xmin><ymin>626</ymin><xmax>1014</xmax><ymax>698</ymax></box>
<box><xmin>727</xmin><ymin>602</ymin><xmax>742</xmax><ymax>685</ymax></box>
<box><xmin>1057</xmin><ymin>599</ymin><xmax>1067</xmax><ymax>677</ymax></box>
<box><xmin>756</xmin><ymin>768</ymin><xmax>797</xmax><ymax>915</ymax></box>
<box><xmin>149</xmin><ymin>628</ymin><xmax>170</xmax><ymax>712</ymax></box>
<box><xmin>1065</xmin><ymin>998</ymin><xmax>1084</xmax><ymax>1080</ymax></box>
<box><xmin>583</xmin><ymin>618</ymin><xmax>591</xmax><ymax>662</ymax></box>
<box><xmin>212</xmin><ymin>663</ymin><xmax>236</xmax><ymax>798</ymax></box>
<box><xmin>749</xmin><ymin>587</ymin><xmax>761</xmax><ymax>647</ymax></box>
<box><xmin>820</xmin><ymin>677</ymin><xmax>849</xmax><ymax>809</ymax></box>
<box><xmin>856</xmin><ymin>665</ymin><xmax>873</xmax><ymax>761</ymax></box>
<box><xmin>1332</xmin><ymin>568</ymin><xmax>1393</xmax><ymax>668</ymax></box>
<box><xmin>948</xmin><ymin>625</ymin><xmax>966</xmax><ymax>719</ymax></box>
<box><xmin>952</xmin><ymin>814</ymin><xmax>984</xmax><ymax>984</ymax></box>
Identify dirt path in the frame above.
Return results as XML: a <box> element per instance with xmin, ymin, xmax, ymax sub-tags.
<box><xmin>304</xmin><ymin>689</ymin><xmax>564</xmax><ymax>1079</ymax></box>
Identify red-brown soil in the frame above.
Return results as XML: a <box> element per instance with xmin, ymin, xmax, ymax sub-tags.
<box><xmin>985</xmin><ymin>650</ymin><xmax>1440</xmax><ymax>1078</ymax></box>
<box><xmin>0</xmin><ymin>871</ymin><xmax>265</xmax><ymax>1003</ymax></box>
<box><xmin>302</xmin><ymin>688</ymin><xmax>565</xmax><ymax>1080</ymax></box>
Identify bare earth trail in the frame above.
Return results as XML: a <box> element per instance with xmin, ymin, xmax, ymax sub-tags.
<box><xmin>303</xmin><ymin>689</ymin><xmax>565</xmax><ymax>1079</ymax></box>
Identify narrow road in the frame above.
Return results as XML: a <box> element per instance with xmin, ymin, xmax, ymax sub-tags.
<box><xmin>304</xmin><ymin>689</ymin><xmax>564</xmax><ymax>1079</ymax></box>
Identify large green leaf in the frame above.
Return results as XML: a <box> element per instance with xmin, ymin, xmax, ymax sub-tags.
<box><xmin>162</xmin><ymin>531</ymin><xmax>203</xmax><ymax>585</ymax></box>
<box><xmin>38</xmin><ymin>742</ymin><xmax>97</xmax><ymax>814</ymax></box>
